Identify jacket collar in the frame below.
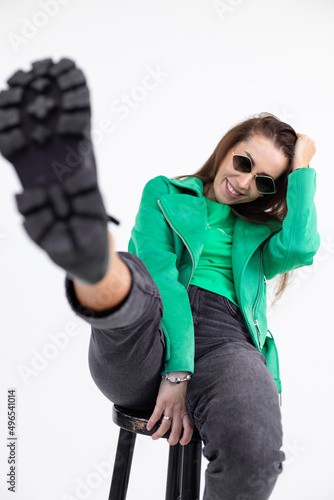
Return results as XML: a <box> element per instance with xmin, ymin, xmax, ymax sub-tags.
<box><xmin>159</xmin><ymin>177</ymin><xmax>206</xmax><ymax>262</ymax></box>
<box><xmin>168</xmin><ymin>177</ymin><xmax>204</xmax><ymax>197</ymax></box>
<box><xmin>160</xmin><ymin>176</ymin><xmax>278</xmax><ymax>271</ymax></box>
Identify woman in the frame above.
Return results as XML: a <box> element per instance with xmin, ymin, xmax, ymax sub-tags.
<box><xmin>0</xmin><ymin>58</ymin><xmax>320</xmax><ymax>499</ymax></box>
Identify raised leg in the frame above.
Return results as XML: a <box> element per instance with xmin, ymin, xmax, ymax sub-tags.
<box><xmin>0</xmin><ymin>57</ymin><xmax>131</xmax><ymax>310</ymax></box>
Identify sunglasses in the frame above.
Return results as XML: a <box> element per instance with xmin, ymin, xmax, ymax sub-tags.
<box><xmin>232</xmin><ymin>153</ymin><xmax>276</xmax><ymax>195</ymax></box>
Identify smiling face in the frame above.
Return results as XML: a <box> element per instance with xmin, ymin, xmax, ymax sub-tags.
<box><xmin>205</xmin><ymin>134</ymin><xmax>289</xmax><ymax>205</ymax></box>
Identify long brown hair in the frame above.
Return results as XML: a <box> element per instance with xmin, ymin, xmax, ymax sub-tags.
<box><xmin>175</xmin><ymin>112</ymin><xmax>298</xmax><ymax>302</ymax></box>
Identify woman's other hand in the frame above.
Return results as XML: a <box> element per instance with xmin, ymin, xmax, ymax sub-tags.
<box><xmin>291</xmin><ymin>133</ymin><xmax>316</xmax><ymax>171</ymax></box>
<box><xmin>146</xmin><ymin>372</ymin><xmax>194</xmax><ymax>446</ymax></box>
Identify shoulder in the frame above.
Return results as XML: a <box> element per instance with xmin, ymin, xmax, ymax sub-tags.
<box><xmin>142</xmin><ymin>175</ymin><xmax>172</xmax><ymax>194</ymax></box>
<box><xmin>143</xmin><ymin>175</ymin><xmax>204</xmax><ymax>197</ymax></box>
<box><xmin>142</xmin><ymin>175</ymin><xmax>196</xmax><ymax>197</ymax></box>
<box><xmin>137</xmin><ymin>176</ymin><xmax>176</xmax><ymax>209</ymax></box>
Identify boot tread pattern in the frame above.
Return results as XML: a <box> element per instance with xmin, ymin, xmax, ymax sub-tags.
<box><xmin>0</xmin><ymin>57</ymin><xmax>90</xmax><ymax>154</ymax></box>
<box><xmin>0</xmin><ymin>57</ymin><xmax>111</xmax><ymax>284</ymax></box>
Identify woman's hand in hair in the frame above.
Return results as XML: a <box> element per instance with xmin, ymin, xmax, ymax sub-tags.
<box><xmin>146</xmin><ymin>372</ymin><xmax>194</xmax><ymax>446</ymax></box>
<box><xmin>291</xmin><ymin>133</ymin><xmax>316</xmax><ymax>171</ymax></box>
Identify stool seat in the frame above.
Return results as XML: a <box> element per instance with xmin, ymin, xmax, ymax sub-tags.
<box><xmin>112</xmin><ymin>404</ymin><xmax>201</xmax><ymax>440</ymax></box>
<box><xmin>109</xmin><ymin>404</ymin><xmax>202</xmax><ymax>500</ymax></box>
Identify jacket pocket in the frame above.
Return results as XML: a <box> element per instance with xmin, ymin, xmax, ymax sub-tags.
<box><xmin>223</xmin><ymin>296</ymin><xmax>243</xmax><ymax>321</ymax></box>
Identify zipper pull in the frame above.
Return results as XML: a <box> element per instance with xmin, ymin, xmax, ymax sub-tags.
<box><xmin>254</xmin><ymin>320</ymin><xmax>262</xmax><ymax>349</ymax></box>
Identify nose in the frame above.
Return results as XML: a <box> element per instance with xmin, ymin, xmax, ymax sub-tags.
<box><xmin>236</xmin><ymin>172</ymin><xmax>254</xmax><ymax>191</ymax></box>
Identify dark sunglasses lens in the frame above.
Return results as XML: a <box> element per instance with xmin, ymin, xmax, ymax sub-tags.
<box><xmin>233</xmin><ymin>155</ymin><xmax>251</xmax><ymax>173</ymax></box>
<box><xmin>256</xmin><ymin>176</ymin><xmax>275</xmax><ymax>194</ymax></box>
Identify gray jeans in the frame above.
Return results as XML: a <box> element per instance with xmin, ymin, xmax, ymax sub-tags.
<box><xmin>65</xmin><ymin>251</ymin><xmax>285</xmax><ymax>500</ymax></box>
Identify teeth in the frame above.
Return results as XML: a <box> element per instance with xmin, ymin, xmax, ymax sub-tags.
<box><xmin>227</xmin><ymin>180</ymin><xmax>240</xmax><ymax>196</ymax></box>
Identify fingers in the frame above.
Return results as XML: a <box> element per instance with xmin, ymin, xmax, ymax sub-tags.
<box><xmin>146</xmin><ymin>402</ymin><xmax>164</xmax><ymax>432</ymax></box>
<box><xmin>146</xmin><ymin>379</ymin><xmax>194</xmax><ymax>445</ymax></box>
<box><xmin>146</xmin><ymin>400</ymin><xmax>175</xmax><ymax>440</ymax></box>
<box><xmin>167</xmin><ymin>414</ymin><xmax>182</xmax><ymax>446</ymax></box>
<box><xmin>146</xmin><ymin>405</ymin><xmax>193</xmax><ymax>445</ymax></box>
<box><xmin>179</xmin><ymin>414</ymin><xmax>194</xmax><ymax>446</ymax></box>
<box><xmin>148</xmin><ymin>410</ymin><xmax>194</xmax><ymax>446</ymax></box>
<box><xmin>152</xmin><ymin>411</ymin><xmax>174</xmax><ymax>441</ymax></box>
<box><xmin>296</xmin><ymin>133</ymin><xmax>316</xmax><ymax>148</ymax></box>
<box><xmin>292</xmin><ymin>133</ymin><xmax>316</xmax><ymax>170</ymax></box>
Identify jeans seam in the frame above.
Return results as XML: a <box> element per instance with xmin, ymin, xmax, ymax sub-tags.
<box><xmin>197</xmin><ymin>287</ymin><xmax>203</xmax><ymax>328</ymax></box>
<box><xmin>188</xmin><ymin>285</ymin><xmax>200</xmax><ymax>329</ymax></box>
<box><xmin>193</xmin><ymin>411</ymin><xmax>205</xmax><ymax>429</ymax></box>
<box><xmin>186</xmin><ymin>397</ymin><xmax>205</xmax><ymax>431</ymax></box>
<box><xmin>226</xmin><ymin>297</ymin><xmax>249</xmax><ymax>330</ymax></box>
<box><xmin>223</xmin><ymin>295</ymin><xmax>240</xmax><ymax>320</ymax></box>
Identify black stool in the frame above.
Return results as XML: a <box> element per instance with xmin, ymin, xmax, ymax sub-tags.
<box><xmin>109</xmin><ymin>404</ymin><xmax>202</xmax><ymax>500</ymax></box>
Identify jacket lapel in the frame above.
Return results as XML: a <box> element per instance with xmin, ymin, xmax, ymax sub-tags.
<box><xmin>159</xmin><ymin>193</ymin><xmax>207</xmax><ymax>263</ymax></box>
<box><xmin>233</xmin><ymin>218</ymin><xmax>273</xmax><ymax>263</ymax></box>
<box><xmin>160</xmin><ymin>176</ymin><xmax>280</xmax><ymax>286</ymax></box>
<box><xmin>233</xmin><ymin>219</ymin><xmax>273</xmax><ymax>278</ymax></box>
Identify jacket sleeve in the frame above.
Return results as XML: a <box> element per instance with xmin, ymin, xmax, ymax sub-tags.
<box><xmin>263</xmin><ymin>167</ymin><xmax>321</xmax><ymax>280</ymax></box>
<box><xmin>128</xmin><ymin>176</ymin><xmax>195</xmax><ymax>375</ymax></box>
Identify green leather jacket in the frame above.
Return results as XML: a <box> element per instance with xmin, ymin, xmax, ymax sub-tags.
<box><xmin>128</xmin><ymin>168</ymin><xmax>320</xmax><ymax>394</ymax></box>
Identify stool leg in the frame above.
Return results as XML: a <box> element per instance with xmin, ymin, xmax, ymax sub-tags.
<box><xmin>180</xmin><ymin>441</ymin><xmax>202</xmax><ymax>500</ymax></box>
<box><xmin>165</xmin><ymin>443</ymin><xmax>182</xmax><ymax>500</ymax></box>
<box><xmin>109</xmin><ymin>428</ymin><xmax>136</xmax><ymax>500</ymax></box>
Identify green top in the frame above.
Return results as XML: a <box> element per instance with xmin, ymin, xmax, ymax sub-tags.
<box><xmin>190</xmin><ymin>197</ymin><xmax>238</xmax><ymax>306</ymax></box>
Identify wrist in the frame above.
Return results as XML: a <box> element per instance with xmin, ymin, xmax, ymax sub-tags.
<box><xmin>162</xmin><ymin>372</ymin><xmax>192</xmax><ymax>384</ymax></box>
<box><xmin>291</xmin><ymin>162</ymin><xmax>310</xmax><ymax>172</ymax></box>
<box><xmin>168</xmin><ymin>371</ymin><xmax>191</xmax><ymax>377</ymax></box>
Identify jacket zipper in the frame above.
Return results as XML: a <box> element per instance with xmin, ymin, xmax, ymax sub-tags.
<box><xmin>251</xmin><ymin>253</ymin><xmax>282</xmax><ymax>405</ymax></box>
<box><xmin>158</xmin><ymin>195</ymin><xmax>282</xmax><ymax>403</ymax></box>
<box><xmin>157</xmin><ymin>200</ymin><xmax>195</xmax><ymax>290</ymax></box>
<box><xmin>252</xmin><ymin>250</ymin><xmax>263</xmax><ymax>349</ymax></box>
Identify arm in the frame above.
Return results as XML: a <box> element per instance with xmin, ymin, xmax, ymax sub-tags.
<box><xmin>263</xmin><ymin>134</ymin><xmax>321</xmax><ymax>279</ymax></box>
<box><xmin>128</xmin><ymin>176</ymin><xmax>194</xmax><ymax>443</ymax></box>
<box><xmin>128</xmin><ymin>176</ymin><xmax>195</xmax><ymax>374</ymax></box>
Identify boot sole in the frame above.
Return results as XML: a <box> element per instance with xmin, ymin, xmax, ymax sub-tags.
<box><xmin>0</xmin><ymin>57</ymin><xmax>110</xmax><ymax>284</ymax></box>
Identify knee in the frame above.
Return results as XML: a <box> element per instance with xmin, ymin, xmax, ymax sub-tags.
<box><xmin>203</xmin><ymin>425</ymin><xmax>285</xmax><ymax>496</ymax></box>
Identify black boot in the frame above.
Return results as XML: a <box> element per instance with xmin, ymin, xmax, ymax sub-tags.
<box><xmin>0</xmin><ymin>57</ymin><xmax>118</xmax><ymax>284</ymax></box>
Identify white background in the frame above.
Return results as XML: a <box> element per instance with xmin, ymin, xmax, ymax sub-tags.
<box><xmin>0</xmin><ymin>0</ymin><xmax>333</xmax><ymax>499</ymax></box>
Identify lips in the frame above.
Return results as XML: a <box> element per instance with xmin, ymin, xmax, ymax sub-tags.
<box><xmin>226</xmin><ymin>179</ymin><xmax>243</xmax><ymax>197</ymax></box>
